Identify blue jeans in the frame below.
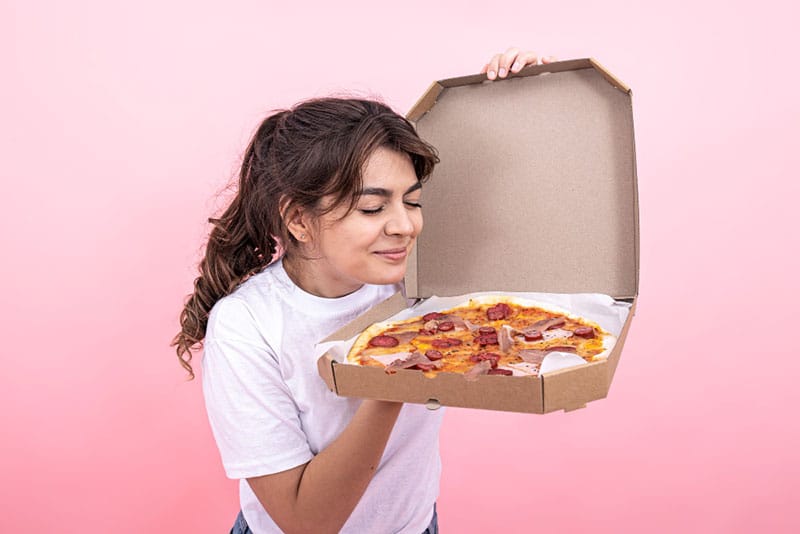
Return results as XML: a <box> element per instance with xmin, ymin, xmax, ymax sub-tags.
<box><xmin>230</xmin><ymin>503</ymin><xmax>438</xmax><ymax>533</ymax></box>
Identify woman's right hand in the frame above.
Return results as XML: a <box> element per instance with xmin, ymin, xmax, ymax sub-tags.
<box><xmin>480</xmin><ymin>47</ymin><xmax>556</xmax><ymax>80</ymax></box>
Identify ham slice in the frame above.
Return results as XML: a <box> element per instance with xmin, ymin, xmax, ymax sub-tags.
<box><xmin>384</xmin><ymin>351</ymin><xmax>442</xmax><ymax>374</ymax></box>
<box><xmin>518</xmin><ymin>349</ymin><xmax>548</xmax><ymax>365</ymax></box>
<box><xmin>461</xmin><ymin>318</ymin><xmax>481</xmax><ymax>332</ymax></box>
<box><xmin>541</xmin><ymin>328</ymin><xmax>574</xmax><ymax>341</ymax></box>
<box><xmin>464</xmin><ymin>360</ymin><xmax>493</xmax><ymax>381</ymax></box>
<box><xmin>390</xmin><ymin>330</ymin><xmax>419</xmax><ymax>345</ymax></box>
<box><xmin>498</xmin><ymin>325</ymin><xmax>515</xmax><ymax>353</ymax></box>
<box><xmin>448</xmin><ymin>316</ymin><xmax>470</xmax><ymax>332</ymax></box>
<box><xmin>434</xmin><ymin>314</ymin><xmax>473</xmax><ymax>332</ymax></box>
<box><xmin>532</xmin><ymin>317</ymin><xmax>566</xmax><ymax>331</ymax></box>
<box><xmin>519</xmin><ymin>346</ymin><xmax>578</xmax><ymax>365</ymax></box>
<box><xmin>516</xmin><ymin>317</ymin><xmax>566</xmax><ymax>338</ymax></box>
<box><xmin>543</xmin><ymin>345</ymin><xmax>577</xmax><ymax>353</ymax></box>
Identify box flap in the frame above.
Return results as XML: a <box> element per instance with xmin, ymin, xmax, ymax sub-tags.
<box><xmin>406</xmin><ymin>59</ymin><xmax>638</xmax><ymax>299</ymax></box>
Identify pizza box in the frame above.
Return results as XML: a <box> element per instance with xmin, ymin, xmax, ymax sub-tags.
<box><xmin>317</xmin><ymin>58</ymin><xmax>638</xmax><ymax>413</ymax></box>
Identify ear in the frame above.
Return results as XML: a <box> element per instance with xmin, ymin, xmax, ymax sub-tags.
<box><xmin>279</xmin><ymin>198</ymin><xmax>313</xmax><ymax>244</ymax></box>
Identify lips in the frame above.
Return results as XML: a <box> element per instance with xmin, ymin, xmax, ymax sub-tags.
<box><xmin>374</xmin><ymin>247</ymin><xmax>409</xmax><ymax>261</ymax></box>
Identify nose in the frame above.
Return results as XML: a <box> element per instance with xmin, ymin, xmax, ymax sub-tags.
<box><xmin>385</xmin><ymin>204</ymin><xmax>416</xmax><ymax>237</ymax></box>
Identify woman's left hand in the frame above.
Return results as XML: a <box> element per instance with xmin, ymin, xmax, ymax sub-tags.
<box><xmin>480</xmin><ymin>47</ymin><xmax>556</xmax><ymax>80</ymax></box>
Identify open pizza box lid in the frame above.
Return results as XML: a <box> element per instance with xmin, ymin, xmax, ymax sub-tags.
<box><xmin>318</xmin><ymin>58</ymin><xmax>639</xmax><ymax>413</ymax></box>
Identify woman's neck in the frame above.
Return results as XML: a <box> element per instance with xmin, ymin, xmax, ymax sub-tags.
<box><xmin>282</xmin><ymin>253</ymin><xmax>363</xmax><ymax>299</ymax></box>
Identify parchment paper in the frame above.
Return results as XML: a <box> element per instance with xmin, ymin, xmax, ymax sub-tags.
<box><xmin>315</xmin><ymin>292</ymin><xmax>631</xmax><ymax>376</ymax></box>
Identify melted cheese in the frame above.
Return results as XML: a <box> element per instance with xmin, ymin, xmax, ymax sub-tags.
<box><xmin>348</xmin><ymin>296</ymin><xmax>614</xmax><ymax>376</ymax></box>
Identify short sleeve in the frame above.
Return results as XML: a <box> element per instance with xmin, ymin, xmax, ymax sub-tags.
<box><xmin>201</xmin><ymin>298</ymin><xmax>313</xmax><ymax>479</ymax></box>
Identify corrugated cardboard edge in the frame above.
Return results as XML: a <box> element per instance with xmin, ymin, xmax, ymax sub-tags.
<box><xmin>630</xmin><ymin>105</ymin><xmax>641</xmax><ymax>297</ymax></box>
<box><xmin>317</xmin><ymin>350</ymin><xmax>337</xmax><ymax>392</ymax></box>
<box><xmin>587</xmin><ymin>57</ymin><xmax>631</xmax><ymax>94</ymax></box>
<box><xmin>606</xmin><ymin>297</ymin><xmax>638</xmax><ymax>383</ymax></box>
<box><xmin>407</xmin><ymin>58</ymin><xmax>631</xmax><ymax>125</ymax></box>
<box><xmin>407</xmin><ymin>81</ymin><xmax>444</xmax><ymax>123</ymax></box>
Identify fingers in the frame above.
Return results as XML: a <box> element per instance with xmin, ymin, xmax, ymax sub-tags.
<box><xmin>485</xmin><ymin>54</ymin><xmax>502</xmax><ymax>80</ymax></box>
<box><xmin>484</xmin><ymin>48</ymin><xmax>557</xmax><ymax>80</ymax></box>
<box><xmin>497</xmin><ymin>47</ymin><xmax>523</xmax><ymax>78</ymax></box>
<box><xmin>509</xmin><ymin>50</ymin><xmax>540</xmax><ymax>73</ymax></box>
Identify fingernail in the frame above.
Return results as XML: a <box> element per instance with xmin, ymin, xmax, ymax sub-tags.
<box><xmin>488</xmin><ymin>70</ymin><xmax>496</xmax><ymax>79</ymax></box>
<box><xmin>498</xmin><ymin>68</ymin><xmax>507</xmax><ymax>77</ymax></box>
<box><xmin>512</xmin><ymin>61</ymin><xmax>522</xmax><ymax>71</ymax></box>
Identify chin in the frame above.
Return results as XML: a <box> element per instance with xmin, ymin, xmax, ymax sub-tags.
<box><xmin>365</xmin><ymin>266</ymin><xmax>407</xmax><ymax>286</ymax></box>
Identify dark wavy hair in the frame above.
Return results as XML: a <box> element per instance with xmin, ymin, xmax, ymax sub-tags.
<box><xmin>172</xmin><ymin>97</ymin><xmax>440</xmax><ymax>379</ymax></box>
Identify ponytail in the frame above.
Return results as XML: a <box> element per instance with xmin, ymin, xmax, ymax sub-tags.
<box><xmin>171</xmin><ymin>112</ymin><xmax>287</xmax><ymax>379</ymax></box>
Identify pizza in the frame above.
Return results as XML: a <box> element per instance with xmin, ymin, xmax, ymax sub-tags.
<box><xmin>346</xmin><ymin>295</ymin><xmax>615</xmax><ymax>379</ymax></box>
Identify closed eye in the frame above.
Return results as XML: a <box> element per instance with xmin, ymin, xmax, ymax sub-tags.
<box><xmin>359</xmin><ymin>206</ymin><xmax>384</xmax><ymax>215</ymax></box>
<box><xmin>358</xmin><ymin>199</ymin><xmax>422</xmax><ymax>215</ymax></box>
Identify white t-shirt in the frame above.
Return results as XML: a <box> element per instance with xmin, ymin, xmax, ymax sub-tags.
<box><xmin>202</xmin><ymin>258</ymin><xmax>444</xmax><ymax>534</ymax></box>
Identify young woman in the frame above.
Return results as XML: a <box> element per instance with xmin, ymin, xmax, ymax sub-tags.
<box><xmin>174</xmin><ymin>49</ymin><xmax>553</xmax><ymax>534</ymax></box>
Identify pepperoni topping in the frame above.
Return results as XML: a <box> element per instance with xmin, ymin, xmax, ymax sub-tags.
<box><xmin>423</xmin><ymin>312</ymin><xmax>445</xmax><ymax>321</ymax></box>
<box><xmin>418</xmin><ymin>329</ymin><xmax>436</xmax><ymax>336</ymax></box>
<box><xmin>574</xmin><ymin>326</ymin><xmax>595</xmax><ymax>338</ymax></box>
<box><xmin>523</xmin><ymin>331</ymin><xmax>543</xmax><ymax>341</ymax></box>
<box><xmin>475</xmin><ymin>333</ymin><xmax>499</xmax><ymax>346</ymax></box>
<box><xmin>478</xmin><ymin>326</ymin><xmax>496</xmax><ymax>335</ymax></box>
<box><xmin>487</xmin><ymin>368</ymin><xmax>513</xmax><ymax>376</ymax></box>
<box><xmin>486</xmin><ymin>307</ymin><xmax>504</xmax><ymax>321</ymax></box>
<box><xmin>414</xmin><ymin>363</ymin><xmax>437</xmax><ymax>371</ymax></box>
<box><xmin>431</xmin><ymin>337</ymin><xmax>462</xmax><ymax>349</ymax></box>
<box><xmin>437</xmin><ymin>321</ymin><xmax>455</xmax><ymax>332</ymax></box>
<box><xmin>425</xmin><ymin>350</ymin><xmax>443</xmax><ymax>361</ymax></box>
<box><xmin>487</xmin><ymin>303</ymin><xmax>512</xmax><ymax>321</ymax></box>
<box><xmin>368</xmin><ymin>335</ymin><xmax>399</xmax><ymax>347</ymax></box>
<box><xmin>470</xmin><ymin>352</ymin><xmax>500</xmax><ymax>368</ymax></box>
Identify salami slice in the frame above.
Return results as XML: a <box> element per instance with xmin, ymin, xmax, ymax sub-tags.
<box><xmin>368</xmin><ymin>335</ymin><xmax>399</xmax><ymax>348</ymax></box>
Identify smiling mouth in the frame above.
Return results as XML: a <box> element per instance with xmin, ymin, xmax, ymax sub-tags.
<box><xmin>374</xmin><ymin>247</ymin><xmax>409</xmax><ymax>261</ymax></box>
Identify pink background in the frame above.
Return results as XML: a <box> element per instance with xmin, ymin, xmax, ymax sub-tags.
<box><xmin>2</xmin><ymin>1</ymin><xmax>798</xmax><ymax>532</ymax></box>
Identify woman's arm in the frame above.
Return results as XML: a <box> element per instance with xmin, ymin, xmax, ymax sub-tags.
<box><xmin>246</xmin><ymin>400</ymin><xmax>403</xmax><ymax>534</ymax></box>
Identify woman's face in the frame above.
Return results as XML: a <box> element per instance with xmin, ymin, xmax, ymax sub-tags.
<box><xmin>299</xmin><ymin>146</ymin><xmax>423</xmax><ymax>298</ymax></box>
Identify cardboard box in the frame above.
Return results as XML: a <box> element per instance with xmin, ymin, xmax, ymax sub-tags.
<box><xmin>317</xmin><ymin>58</ymin><xmax>638</xmax><ymax>413</ymax></box>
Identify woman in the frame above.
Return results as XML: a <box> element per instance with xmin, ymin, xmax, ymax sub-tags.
<box><xmin>174</xmin><ymin>49</ymin><xmax>553</xmax><ymax>534</ymax></box>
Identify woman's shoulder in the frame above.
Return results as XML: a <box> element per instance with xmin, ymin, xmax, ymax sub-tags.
<box><xmin>206</xmin><ymin>261</ymin><xmax>287</xmax><ymax>343</ymax></box>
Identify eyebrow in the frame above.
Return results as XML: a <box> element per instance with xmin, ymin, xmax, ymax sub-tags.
<box><xmin>359</xmin><ymin>182</ymin><xmax>422</xmax><ymax>198</ymax></box>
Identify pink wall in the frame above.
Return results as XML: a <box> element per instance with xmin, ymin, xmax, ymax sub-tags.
<box><xmin>2</xmin><ymin>1</ymin><xmax>798</xmax><ymax>532</ymax></box>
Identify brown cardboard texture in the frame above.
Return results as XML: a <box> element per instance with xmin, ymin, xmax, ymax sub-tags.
<box><xmin>318</xmin><ymin>58</ymin><xmax>638</xmax><ymax>413</ymax></box>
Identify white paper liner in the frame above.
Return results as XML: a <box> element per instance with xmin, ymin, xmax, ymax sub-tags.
<box><xmin>315</xmin><ymin>291</ymin><xmax>631</xmax><ymax>377</ymax></box>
